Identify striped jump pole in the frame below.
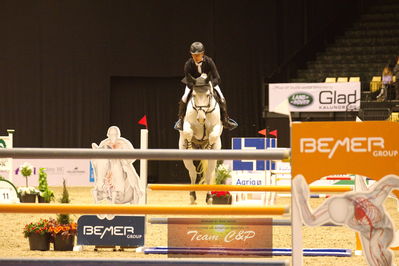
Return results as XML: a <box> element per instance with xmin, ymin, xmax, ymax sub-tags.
<box><xmin>0</xmin><ymin>203</ymin><xmax>289</xmax><ymax>216</ymax></box>
<box><xmin>148</xmin><ymin>184</ymin><xmax>353</xmax><ymax>193</ymax></box>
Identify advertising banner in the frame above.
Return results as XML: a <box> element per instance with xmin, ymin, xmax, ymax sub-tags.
<box><xmin>291</xmin><ymin>121</ymin><xmax>399</xmax><ymax>184</ymax></box>
<box><xmin>232</xmin><ymin>138</ymin><xmax>277</xmax><ymax>171</ymax></box>
<box><xmin>77</xmin><ymin>215</ymin><xmax>145</xmax><ymax>247</ymax></box>
<box><xmin>269</xmin><ymin>82</ymin><xmax>361</xmax><ymax>112</ymax></box>
<box><xmin>167</xmin><ymin>218</ymin><xmax>272</xmax><ymax>257</ymax></box>
<box><xmin>8</xmin><ymin>159</ymin><xmax>91</xmax><ymax>187</ymax></box>
<box><xmin>0</xmin><ymin>136</ymin><xmax>12</xmax><ymax>172</ymax></box>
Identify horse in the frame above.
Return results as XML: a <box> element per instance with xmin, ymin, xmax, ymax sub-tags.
<box><xmin>178</xmin><ymin>74</ymin><xmax>223</xmax><ymax>204</ymax></box>
<box><xmin>91</xmin><ymin>143</ymin><xmax>143</xmax><ymax>205</ymax></box>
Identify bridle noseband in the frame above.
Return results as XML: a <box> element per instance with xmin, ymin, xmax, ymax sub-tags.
<box><xmin>191</xmin><ymin>87</ymin><xmax>217</xmax><ymax>115</ymax></box>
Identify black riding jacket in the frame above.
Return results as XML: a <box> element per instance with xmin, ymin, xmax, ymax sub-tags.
<box><xmin>181</xmin><ymin>55</ymin><xmax>221</xmax><ymax>89</ymax></box>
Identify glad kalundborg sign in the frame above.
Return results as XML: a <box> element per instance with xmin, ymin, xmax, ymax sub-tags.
<box><xmin>292</xmin><ymin>121</ymin><xmax>399</xmax><ymax>184</ymax></box>
<box><xmin>269</xmin><ymin>82</ymin><xmax>361</xmax><ymax>112</ymax></box>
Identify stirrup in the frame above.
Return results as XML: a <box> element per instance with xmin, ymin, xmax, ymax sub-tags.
<box><xmin>223</xmin><ymin>118</ymin><xmax>238</xmax><ymax>131</ymax></box>
<box><xmin>174</xmin><ymin>119</ymin><xmax>183</xmax><ymax>131</ymax></box>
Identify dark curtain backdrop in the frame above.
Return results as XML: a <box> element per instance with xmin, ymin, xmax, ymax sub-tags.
<box><xmin>0</xmin><ymin>0</ymin><xmax>356</xmax><ymax>182</ymax></box>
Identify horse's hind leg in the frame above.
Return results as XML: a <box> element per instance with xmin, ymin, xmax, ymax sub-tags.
<box><xmin>183</xmin><ymin>159</ymin><xmax>198</xmax><ymax>204</ymax></box>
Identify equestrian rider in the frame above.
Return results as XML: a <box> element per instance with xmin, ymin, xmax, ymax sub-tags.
<box><xmin>174</xmin><ymin>42</ymin><xmax>238</xmax><ymax>131</ymax></box>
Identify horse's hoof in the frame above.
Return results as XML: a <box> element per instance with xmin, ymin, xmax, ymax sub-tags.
<box><xmin>190</xmin><ymin>196</ymin><xmax>197</xmax><ymax>205</ymax></box>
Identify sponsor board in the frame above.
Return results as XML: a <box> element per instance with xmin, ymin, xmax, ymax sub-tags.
<box><xmin>269</xmin><ymin>82</ymin><xmax>361</xmax><ymax>112</ymax></box>
<box><xmin>167</xmin><ymin>218</ymin><xmax>272</xmax><ymax>257</ymax></box>
<box><xmin>232</xmin><ymin>138</ymin><xmax>277</xmax><ymax>171</ymax></box>
<box><xmin>77</xmin><ymin>215</ymin><xmax>145</xmax><ymax>247</ymax></box>
<box><xmin>0</xmin><ymin>137</ymin><xmax>12</xmax><ymax>172</ymax></box>
<box><xmin>292</xmin><ymin>121</ymin><xmax>399</xmax><ymax>184</ymax></box>
<box><xmin>4</xmin><ymin>159</ymin><xmax>92</xmax><ymax>186</ymax></box>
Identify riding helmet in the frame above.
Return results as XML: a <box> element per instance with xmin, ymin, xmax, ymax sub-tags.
<box><xmin>190</xmin><ymin>42</ymin><xmax>205</xmax><ymax>54</ymax></box>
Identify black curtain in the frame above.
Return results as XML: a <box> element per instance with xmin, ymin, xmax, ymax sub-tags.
<box><xmin>110</xmin><ymin>76</ymin><xmax>187</xmax><ymax>183</ymax></box>
<box><xmin>0</xmin><ymin>0</ymin><xmax>360</xmax><ymax>182</ymax></box>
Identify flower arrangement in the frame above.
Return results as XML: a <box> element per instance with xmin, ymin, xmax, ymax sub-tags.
<box><xmin>17</xmin><ymin>186</ymin><xmax>40</xmax><ymax>196</ymax></box>
<box><xmin>211</xmin><ymin>191</ymin><xmax>231</xmax><ymax>198</ymax></box>
<box><xmin>48</xmin><ymin>221</ymin><xmax>77</xmax><ymax>239</ymax></box>
<box><xmin>53</xmin><ymin>179</ymin><xmax>77</xmax><ymax>239</ymax></box>
<box><xmin>23</xmin><ymin>218</ymin><xmax>52</xmax><ymax>238</ymax></box>
<box><xmin>211</xmin><ymin>163</ymin><xmax>232</xmax><ymax>204</ymax></box>
<box><xmin>38</xmin><ymin>168</ymin><xmax>54</xmax><ymax>202</ymax></box>
<box><xmin>20</xmin><ymin>162</ymin><xmax>34</xmax><ymax>187</ymax></box>
<box><xmin>215</xmin><ymin>163</ymin><xmax>232</xmax><ymax>185</ymax></box>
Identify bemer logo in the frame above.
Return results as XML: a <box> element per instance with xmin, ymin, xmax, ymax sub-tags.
<box><xmin>300</xmin><ymin>137</ymin><xmax>384</xmax><ymax>159</ymax></box>
<box><xmin>83</xmin><ymin>225</ymin><xmax>134</xmax><ymax>239</ymax></box>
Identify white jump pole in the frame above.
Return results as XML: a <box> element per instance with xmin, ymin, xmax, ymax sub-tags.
<box><xmin>7</xmin><ymin>129</ymin><xmax>14</xmax><ymax>183</ymax></box>
<box><xmin>140</xmin><ymin>129</ymin><xmax>148</xmax><ymax>204</ymax></box>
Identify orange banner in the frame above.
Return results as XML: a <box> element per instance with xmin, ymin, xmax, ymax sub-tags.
<box><xmin>292</xmin><ymin>121</ymin><xmax>399</xmax><ymax>184</ymax></box>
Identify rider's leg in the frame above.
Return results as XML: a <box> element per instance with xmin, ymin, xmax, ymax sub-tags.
<box><xmin>214</xmin><ymin>85</ymin><xmax>238</xmax><ymax>131</ymax></box>
<box><xmin>174</xmin><ymin>86</ymin><xmax>191</xmax><ymax>131</ymax></box>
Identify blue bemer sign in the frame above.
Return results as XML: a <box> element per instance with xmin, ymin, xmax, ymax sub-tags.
<box><xmin>77</xmin><ymin>215</ymin><xmax>145</xmax><ymax>247</ymax></box>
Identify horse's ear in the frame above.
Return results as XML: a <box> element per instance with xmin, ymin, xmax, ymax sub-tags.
<box><xmin>205</xmin><ymin>73</ymin><xmax>211</xmax><ymax>84</ymax></box>
<box><xmin>187</xmin><ymin>73</ymin><xmax>196</xmax><ymax>85</ymax></box>
<box><xmin>92</xmin><ymin>143</ymin><xmax>98</xmax><ymax>149</ymax></box>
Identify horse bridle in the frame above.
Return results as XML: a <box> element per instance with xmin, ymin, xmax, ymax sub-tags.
<box><xmin>190</xmin><ymin>90</ymin><xmax>217</xmax><ymax>115</ymax></box>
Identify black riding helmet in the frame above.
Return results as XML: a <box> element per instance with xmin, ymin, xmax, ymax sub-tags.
<box><xmin>190</xmin><ymin>42</ymin><xmax>205</xmax><ymax>54</ymax></box>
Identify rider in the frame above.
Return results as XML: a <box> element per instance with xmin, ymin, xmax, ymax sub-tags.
<box><xmin>174</xmin><ymin>41</ymin><xmax>238</xmax><ymax>131</ymax></box>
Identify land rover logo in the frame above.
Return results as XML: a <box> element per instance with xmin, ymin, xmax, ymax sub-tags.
<box><xmin>288</xmin><ymin>93</ymin><xmax>313</xmax><ymax>107</ymax></box>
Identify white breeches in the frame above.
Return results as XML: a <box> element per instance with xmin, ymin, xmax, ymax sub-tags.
<box><xmin>181</xmin><ymin>85</ymin><xmax>225</xmax><ymax>103</ymax></box>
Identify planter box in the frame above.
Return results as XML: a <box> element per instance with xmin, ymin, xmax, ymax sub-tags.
<box><xmin>212</xmin><ymin>195</ymin><xmax>232</xmax><ymax>204</ymax></box>
<box><xmin>54</xmin><ymin>235</ymin><xmax>75</xmax><ymax>251</ymax></box>
<box><xmin>37</xmin><ymin>195</ymin><xmax>50</xmax><ymax>203</ymax></box>
<box><xmin>20</xmin><ymin>194</ymin><xmax>37</xmax><ymax>203</ymax></box>
<box><xmin>28</xmin><ymin>233</ymin><xmax>50</xmax><ymax>251</ymax></box>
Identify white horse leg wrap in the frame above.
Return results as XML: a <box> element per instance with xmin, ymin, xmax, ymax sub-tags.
<box><xmin>214</xmin><ymin>85</ymin><xmax>225</xmax><ymax>102</ymax></box>
<box><xmin>181</xmin><ymin>86</ymin><xmax>191</xmax><ymax>103</ymax></box>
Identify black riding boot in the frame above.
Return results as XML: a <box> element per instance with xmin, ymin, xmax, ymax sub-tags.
<box><xmin>218</xmin><ymin>100</ymin><xmax>238</xmax><ymax>131</ymax></box>
<box><xmin>174</xmin><ymin>100</ymin><xmax>187</xmax><ymax>131</ymax></box>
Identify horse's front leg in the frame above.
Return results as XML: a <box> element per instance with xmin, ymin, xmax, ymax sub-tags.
<box><xmin>204</xmin><ymin>159</ymin><xmax>217</xmax><ymax>205</ymax></box>
<box><xmin>183</xmin><ymin>159</ymin><xmax>198</xmax><ymax>204</ymax></box>
<box><xmin>182</xmin><ymin>122</ymin><xmax>194</xmax><ymax>149</ymax></box>
<box><xmin>207</xmin><ymin>124</ymin><xmax>222</xmax><ymax>149</ymax></box>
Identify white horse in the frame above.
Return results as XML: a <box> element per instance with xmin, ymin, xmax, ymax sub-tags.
<box><xmin>91</xmin><ymin>143</ymin><xmax>143</xmax><ymax>205</ymax></box>
<box><xmin>178</xmin><ymin>74</ymin><xmax>223</xmax><ymax>204</ymax></box>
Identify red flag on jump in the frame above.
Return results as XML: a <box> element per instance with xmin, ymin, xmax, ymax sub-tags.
<box><xmin>258</xmin><ymin>129</ymin><xmax>267</xmax><ymax>136</ymax></box>
<box><xmin>138</xmin><ymin>115</ymin><xmax>148</xmax><ymax>129</ymax></box>
<box><xmin>269</xmin><ymin>129</ymin><xmax>278</xmax><ymax>137</ymax></box>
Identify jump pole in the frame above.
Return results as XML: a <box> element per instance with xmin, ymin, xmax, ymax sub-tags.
<box><xmin>143</xmin><ymin>247</ymin><xmax>352</xmax><ymax>257</ymax></box>
<box><xmin>0</xmin><ymin>203</ymin><xmax>289</xmax><ymax>216</ymax></box>
<box><xmin>140</xmin><ymin>129</ymin><xmax>148</xmax><ymax>204</ymax></box>
<box><xmin>148</xmin><ymin>217</ymin><xmax>339</xmax><ymax>227</ymax></box>
<box><xmin>148</xmin><ymin>184</ymin><xmax>352</xmax><ymax>193</ymax></box>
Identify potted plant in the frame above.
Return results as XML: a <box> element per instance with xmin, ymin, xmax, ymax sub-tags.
<box><xmin>211</xmin><ymin>163</ymin><xmax>232</xmax><ymax>204</ymax></box>
<box><xmin>37</xmin><ymin>168</ymin><xmax>54</xmax><ymax>203</ymax></box>
<box><xmin>23</xmin><ymin>218</ymin><xmax>52</xmax><ymax>251</ymax></box>
<box><xmin>17</xmin><ymin>162</ymin><xmax>39</xmax><ymax>203</ymax></box>
<box><xmin>48</xmin><ymin>179</ymin><xmax>77</xmax><ymax>251</ymax></box>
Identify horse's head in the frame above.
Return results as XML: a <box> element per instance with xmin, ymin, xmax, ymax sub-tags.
<box><xmin>187</xmin><ymin>73</ymin><xmax>213</xmax><ymax>125</ymax></box>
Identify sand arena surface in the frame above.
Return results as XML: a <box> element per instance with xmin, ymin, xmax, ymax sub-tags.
<box><xmin>1</xmin><ymin>187</ymin><xmax>399</xmax><ymax>265</ymax></box>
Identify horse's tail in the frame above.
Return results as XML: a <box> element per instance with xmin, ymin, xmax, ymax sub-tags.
<box><xmin>197</xmin><ymin>160</ymin><xmax>208</xmax><ymax>184</ymax></box>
